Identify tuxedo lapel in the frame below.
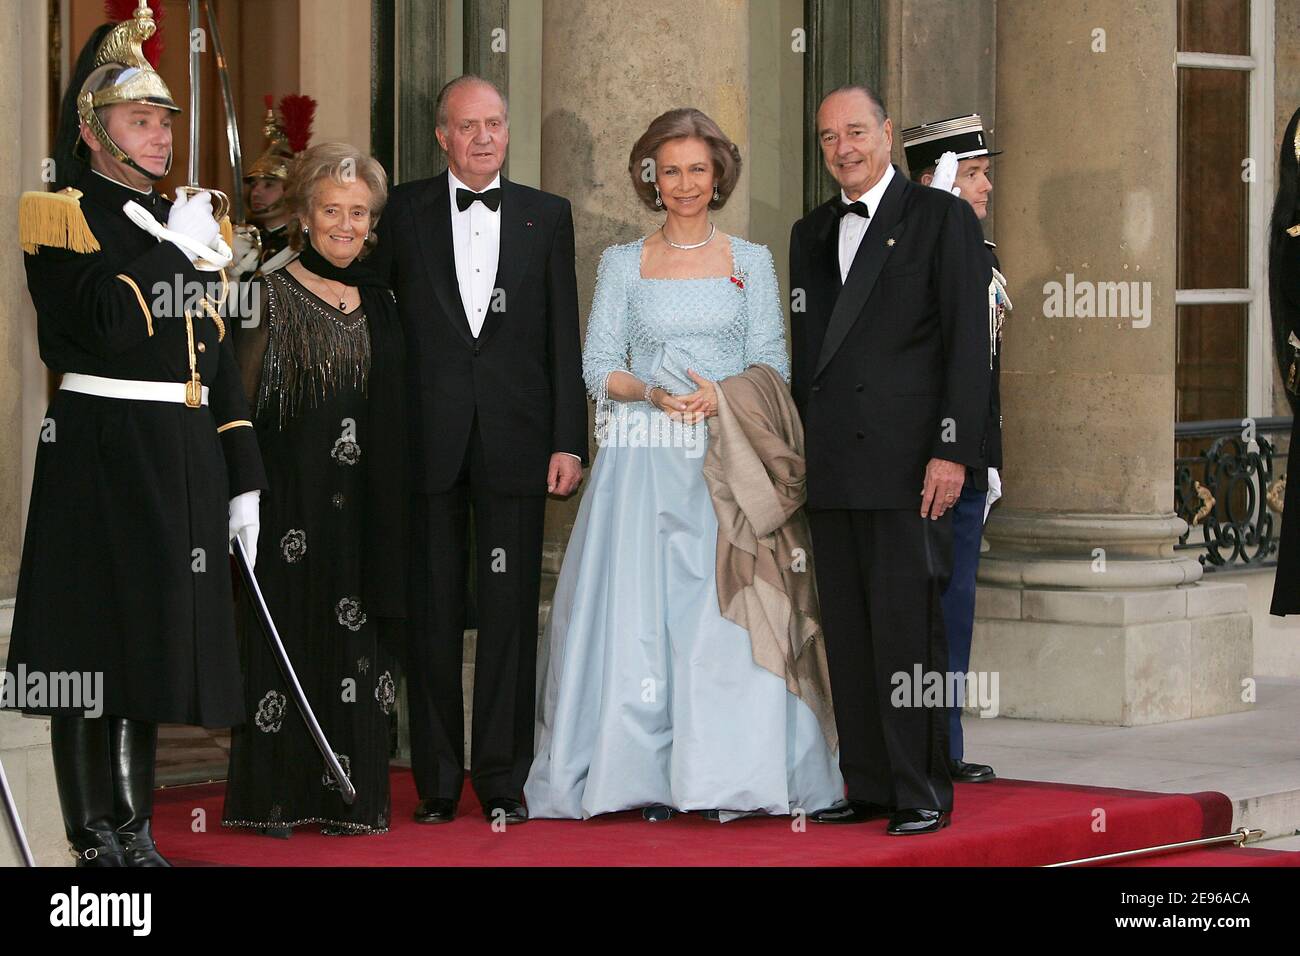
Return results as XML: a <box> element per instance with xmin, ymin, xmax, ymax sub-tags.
<box><xmin>414</xmin><ymin>171</ymin><xmax>476</xmax><ymax>350</ymax></box>
<box><xmin>813</xmin><ymin>169</ymin><xmax>910</xmax><ymax>381</ymax></box>
<box><xmin>476</xmin><ymin>178</ymin><xmax>537</xmax><ymax>348</ymax></box>
<box><xmin>810</xmin><ymin>202</ymin><xmax>842</xmax><ymax>293</ymax></box>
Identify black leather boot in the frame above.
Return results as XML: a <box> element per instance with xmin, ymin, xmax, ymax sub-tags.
<box><xmin>50</xmin><ymin>715</ymin><xmax>126</xmax><ymax>867</ymax></box>
<box><xmin>109</xmin><ymin>717</ymin><xmax>170</xmax><ymax>867</ymax></box>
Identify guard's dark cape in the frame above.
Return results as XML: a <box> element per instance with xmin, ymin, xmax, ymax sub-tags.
<box><xmin>4</xmin><ymin>170</ymin><xmax>267</xmax><ymax>726</ymax></box>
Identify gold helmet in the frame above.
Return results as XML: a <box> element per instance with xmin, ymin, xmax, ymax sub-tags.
<box><xmin>244</xmin><ymin>94</ymin><xmax>315</xmax><ymax>218</ymax></box>
<box><xmin>75</xmin><ymin>2</ymin><xmax>179</xmax><ymax>181</ymax></box>
<box><xmin>244</xmin><ymin>96</ymin><xmax>295</xmax><ymax>183</ymax></box>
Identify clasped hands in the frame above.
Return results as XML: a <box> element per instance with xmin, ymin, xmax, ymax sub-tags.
<box><xmin>649</xmin><ymin>369</ymin><xmax>718</xmax><ymax>425</ymax></box>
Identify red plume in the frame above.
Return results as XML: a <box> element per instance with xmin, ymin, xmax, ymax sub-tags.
<box><xmin>278</xmin><ymin>94</ymin><xmax>317</xmax><ymax>154</ymax></box>
<box><xmin>264</xmin><ymin>93</ymin><xmax>275</xmax><ymax>112</ymax></box>
<box><xmin>103</xmin><ymin>0</ymin><xmax>165</xmax><ymax>67</ymax></box>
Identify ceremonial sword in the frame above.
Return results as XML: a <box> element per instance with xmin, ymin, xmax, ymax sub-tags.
<box><xmin>0</xmin><ymin>757</ymin><xmax>36</xmax><ymax>867</ymax></box>
<box><xmin>203</xmin><ymin>0</ymin><xmax>244</xmax><ymax>225</ymax></box>
<box><xmin>232</xmin><ymin>537</ymin><xmax>356</xmax><ymax>803</ymax></box>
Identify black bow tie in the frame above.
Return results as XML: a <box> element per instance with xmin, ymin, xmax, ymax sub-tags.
<box><xmin>834</xmin><ymin>200</ymin><xmax>870</xmax><ymax>220</ymax></box>
<box><xmin>457</xmin><ymin>186</ymin><xmax>502</xmax><ymax>212</ymax></box>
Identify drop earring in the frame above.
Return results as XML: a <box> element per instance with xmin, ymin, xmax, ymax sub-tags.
<box><xmin>654</xmin><ymin>186</ymin><xmax>663</xmax><ymax>209</ymax></box>
<box><xmin>712</xmin><ymin>184</ymin><xmax>720</xmax><ymax>203</ymax></box>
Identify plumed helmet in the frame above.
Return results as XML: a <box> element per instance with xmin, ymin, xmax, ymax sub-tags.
<box><xmin>73</xmin><ymin>2</ymin><xmax>178</xmax><ymax>181</ymax></box>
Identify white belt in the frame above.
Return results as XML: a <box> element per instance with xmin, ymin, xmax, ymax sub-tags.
<box><xmin>60</xmin><ymin>373</ymin><xmax>209</xmax><ymax>406</ymax></box>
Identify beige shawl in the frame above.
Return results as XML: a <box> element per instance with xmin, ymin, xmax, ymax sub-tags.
<box><xmin>703</xmin><ymin>363</ymin><xmax>837</xmax><ymax>752</ymax></box>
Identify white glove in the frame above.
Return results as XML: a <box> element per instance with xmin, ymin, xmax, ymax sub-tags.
<box><xmin>228</xmin><ymin>490</ymin><xmax>261</xmax><ymax>568</ymax></box>
<box><xmin>231</xmin><ymin>224</ymin><xmax>260</xmax><ymax>275</ymax></box>
<box><xmin>931</xmin><ymin>151</ymin><xmax>962</xmax><ymax>196</ymax></box>
<box><xmin>983</xmin><ymin>467</ymin><xmax>1002</xmax><ymax>523</ymax></box>
<box><xmin>123</xmin><ymin>193</ymin><xmax>233</xmax><ymax>270</ymax></box>
<box><xmin>167</xmin><ymin>189</ymin><xmax>221</xmax><ymax>248</ymax></box>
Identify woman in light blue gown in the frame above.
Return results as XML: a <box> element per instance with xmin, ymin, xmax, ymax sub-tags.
<box><xmin>524</xmin><ymin>108</ymin><xmax>844</xmax><ymax>821</ymax></box>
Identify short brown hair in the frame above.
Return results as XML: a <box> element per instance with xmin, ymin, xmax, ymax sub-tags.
<box><xmin>286</xmin><ymin>142</ymin><xmax>389</xmax><ymax>255</ymax></box>
<box><xmin>627</xmin><ymin>108</ymin><xmax>742</xmax><ymax>212</ymax></box>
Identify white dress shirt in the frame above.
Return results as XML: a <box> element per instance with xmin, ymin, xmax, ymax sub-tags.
<box><xmin>447</xmin><ymin>170</ymin><xmax>581</xmax><ymax>467</ymax></box>
<box><xmin>448</xmin><ymin>169</ymin><xmax>501</xmax><ymax>338</ymax></box>
<box><xmin>837</xmin><ymin>163</ymin><xmax>895</xmax><ymax>283</ymax></box>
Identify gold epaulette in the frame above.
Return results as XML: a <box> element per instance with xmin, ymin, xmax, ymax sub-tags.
<box><xmin>19</xmin><ymin>188</ymin><xmax>101</xmax><ymax>254</ymax></box>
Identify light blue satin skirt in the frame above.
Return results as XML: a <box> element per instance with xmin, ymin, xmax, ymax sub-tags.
<box><xmin>525</xmin><ymin>415</ymin><xmax>844</xmax><ymax>819</ymax></box>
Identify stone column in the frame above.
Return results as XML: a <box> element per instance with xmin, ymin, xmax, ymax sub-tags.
<box><xmin>1</xmin><ymin>0</ymin><xmax>67</xmax><ymax>867</ymax></box>
<box><xmin>973</xmin><ymin>0</ymin><xmax>1251</xmax><ymax>725</ymax></box>
<box><xmin>879</xmin><ymin>0</ymin><xmax>996</xmax><ymax>231</ymax></box>
<box><xmin>300</xmin><ymin>0</ymin><xmax>372</xmax><ymax>150</ymax></box>
<box><xmin>537</xmin><ymin>0</ymin><xmax>752</xmax><ymax>598</ymax></box>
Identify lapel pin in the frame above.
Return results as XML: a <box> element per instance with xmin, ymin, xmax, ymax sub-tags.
<box><xmin>886</xmin><ymin>238</ymin><xmax>896</xmax><ymax>247</ymax></box>
<box><xmin>525</xmin><ymin>220</ymin><xmax>534</xmax><ymax>227</ymax></box>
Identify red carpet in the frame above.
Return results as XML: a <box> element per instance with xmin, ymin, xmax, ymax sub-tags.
<box><xmin>149</xmin><ymin>769</ymin><xmax>1300</xmax><ymax>867</ymax></box>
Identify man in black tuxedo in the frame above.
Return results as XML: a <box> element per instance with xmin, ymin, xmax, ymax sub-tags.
<box><xmin>373</xmin><ymin>75</ymin><xmax>587</xmax><ymax>825</ymax></box>
<box><xmin>789</xmin><ymin>86</ymin><xmax>992</xmax><ymax>835</ymax></box>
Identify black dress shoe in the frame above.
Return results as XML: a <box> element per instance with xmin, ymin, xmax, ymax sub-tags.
<box><xmin>413</xmin><ymin>798</ymin><xmax>457</xmax><ymax>824</ymax></box>
<box><xmin>482</xmin><ymin>797</ymin><xmax>528</xmax><ymax>825</ymax></box>
<box><xmin>949</xmin><ymin>759</ymin><xmax>996</xmax><ymax>782</ymax></box>
<box><xmin>808</xmin><ymin>800</ymin><xmax>892</xmax><ymax>824</ymax></box>
<box><xmin>886</xmin><ymin>808</ymin><xmax>950</xmax><ymax>835</ymax></box>
<box><xmin>642</xmin><ymin>804</ymin><xmax>674</xmax><ymax>822</ymax></box>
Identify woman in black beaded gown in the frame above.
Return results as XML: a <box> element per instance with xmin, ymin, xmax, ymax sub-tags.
<box><xmin>223</xmin><ymin>143</ymin><xmax>407</xmax><ymax>835</ymax></box>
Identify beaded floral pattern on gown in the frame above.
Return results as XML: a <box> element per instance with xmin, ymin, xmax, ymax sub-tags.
<box><xmin>222</xmin><ymin>269</ymin><xmax>396</xmax><ymax>834</ymax></box>
<box><xmin>524</xmin><ymin>236</ymin><xmax>844</xmax><ymax>819</ymax></box>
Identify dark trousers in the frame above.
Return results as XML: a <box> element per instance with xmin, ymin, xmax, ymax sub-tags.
<box><xmin>809</xmin><ymin>507</ymin><xmax>954</xmax><ymax>812</ymax></box>
<box><xmin>407</xmin><ymin>420</ymin><xmax>546</xmax><ymax>804</ymax></box>
<box><xmin>940</xmin><ymin>481</ymin><xmax>987</xmax><ymax>761</ymax></box>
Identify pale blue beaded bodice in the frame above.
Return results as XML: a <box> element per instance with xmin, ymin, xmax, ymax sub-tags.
<box><xmin>582</xmin><ymin>235</ymin><xmax>791</xmax><ymax>409</ymax></box>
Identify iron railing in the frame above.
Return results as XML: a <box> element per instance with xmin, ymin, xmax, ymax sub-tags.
<box><xmin>1174</xmin><ymin>417</ymin><xmax>1291</xmax><ymax>571</ymax></box>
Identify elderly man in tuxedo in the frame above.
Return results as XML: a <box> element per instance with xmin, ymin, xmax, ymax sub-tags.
<box><xmin>373</xmin><ymin>75</ymin><xmax>587</xmax><ymax>825</ymax></box>
<box><xmin>788</xmin><ymin>85</ymin><xmax>991</xmax><ymax>835</ymax></box>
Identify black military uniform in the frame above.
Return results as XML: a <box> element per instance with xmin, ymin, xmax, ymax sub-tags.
<box><xmin>1269</xmin><ymin>107</ymin><xmax>1300</xmax><ymax>615</ymax></box>
<box><xmin>4</xmin><ymin>4</ymin><xmax>266</xmax><ymax>866</ymax></box>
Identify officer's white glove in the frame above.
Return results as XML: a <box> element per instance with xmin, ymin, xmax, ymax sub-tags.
<box><xmin>983</xmin><ymin>467</ymin><xmax>1002</xmax><ymax>524</ymax></box>
<box><xmin>167</xmin><ymin>189</ymin><xmax>221</xmax><ymax>248</ymax></box>
<box><xmin>231</xmin><ymin>224</ymin><xmax>260</xmax><ymax>276</ymax></box>
<box><xmin>931</xmin><ymin>151</ymin><xmax>962</xmax><ymax>196</ymax></box>
<box><xmin>228</xmin><ymin>490</ymin><xmax>261</xmax><ymax>567</ymax></box>
<box><xmin>123</xmin><ymin>189</ymin><xmax>232</xmax><ymax>270</ymax></box>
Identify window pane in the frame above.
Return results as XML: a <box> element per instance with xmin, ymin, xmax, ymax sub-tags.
<box><xmin>1175</xmin><ymin>304</ymin><xmax>1247</xmax><ymax>430</ymax></box>
<box><xmin>1177</xmin><ymin>68</ymin><xmax>1249</xmax><ymax>289</ymax></box>
<box><xmin>1178</xmin><ymin>0</ymin><xmax>1250</xmax><ymax>55</ymax></box>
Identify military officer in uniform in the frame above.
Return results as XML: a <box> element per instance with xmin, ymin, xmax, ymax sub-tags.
<box><xmin>4</xmin><ymin>3</ymin><xmax>266</xmax><ymax>866</ymax></box>
<box><xmin>231</xmin><ymin>94</ymin><xmax>317</xmax><ymax>280</ymax></box>
<box><xmin>902</xmin><ymin>114</ymin><xmax>1010</xmax><ymax>784</ymax></box>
